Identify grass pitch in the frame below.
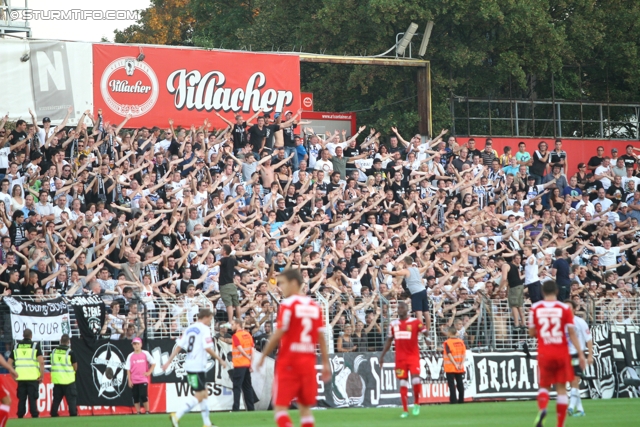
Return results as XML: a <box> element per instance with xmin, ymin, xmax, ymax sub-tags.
<box><xmin>11</xmin><ymin>399</ymin><xmax>638</xmax><ymax>426</ymax></box>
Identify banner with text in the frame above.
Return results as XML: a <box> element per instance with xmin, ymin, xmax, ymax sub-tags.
<box><xmin>92</xmin><ymin>44</ymin><xmax>301</xmax><ymax>128</ymax></box>
<box><xmin>315</xmin><ymin>350</ymin><xmax>476</xmax><ymax>407</ymax></box>
<box><xmin>3</xmin><ymin>296</ymin><xmax>70</xmax><ymax>341</ymax></box>
<box><xmin>68</xmin><ymin>295</ymin><xmax>106</xmax><ymax>340</ymax></box>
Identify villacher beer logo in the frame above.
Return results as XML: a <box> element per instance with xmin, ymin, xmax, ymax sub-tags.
<box><xmin>100</xmin><ymin>57</ymin><xmax>159</xmax><ymax>118</ymax></box>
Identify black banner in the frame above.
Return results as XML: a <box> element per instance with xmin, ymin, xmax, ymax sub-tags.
<box><xmin>473</xmin><ymin>351</ymin><xmax>541</xmax><ymax>398</ymax></box>
<box><xmin>146</xmin><ymin>338</ymin><xmax>233</xmax><ymax>388</ymax></box>
<box><xmin>68</xmin><ymin>295</ymin><xmax>106</xmax><ymax>339</ymax></box>
<box><xmin>611</xmin><ymin>324</ymin><xmax>640</xmax><ymax>398</ymax></box>
<box><xmin>314</xmin><ymin>324</ymin><xmax>640</xmax><ymax>406</ymax></box>
<box><xmin>584</xmin><ymin>323</ymin><xmax>617</xmax><ymax>399</ymax></box>
<box><xmin>72</xmin><ymin>337</ymin><xmax>134</xmax><ymax>406</ymax></box>
<box><xmin>315</xmin><ymin>350</ymin><xmax>475</xmax><ymax>407</ymax></box>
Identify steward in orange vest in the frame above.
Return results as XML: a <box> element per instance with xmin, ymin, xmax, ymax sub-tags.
<box><xmin>231</xmin><ymin>320</ymin><xmax>256</xmax><ymax>411</ymax></box>
<box><xmin>443</xmin><ymin>326</ymin><xmax>466</xmax><ymax>404</ymax></box>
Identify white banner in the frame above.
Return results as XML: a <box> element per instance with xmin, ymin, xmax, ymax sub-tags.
<box><xmin>0</xmin><ymin>39</ymin><xmax>93</xmax><ymax>126</ymax></box>
<box><xmin>3</xmin><ymin>296</ymin><xmax>71</xmax><ymax>341</ymax></box>
<box><xmin>10</xmin><ymin>315</ymin><xmax>71</xmax><ymax>341</ymax></box>
<box><xmin>164</xmin><ymin>347</ymin><xmax>276</xmax><ymax>412</ymax></box>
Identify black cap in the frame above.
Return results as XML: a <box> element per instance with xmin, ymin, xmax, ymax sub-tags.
<box><xmin>42</xmin><ymin>117</ymin><xmax>51</xmax><ymax>123</ymax></box>
<box><xmin>426</xmin><ymin>276</ymin><xmax>436</xmax><ymax>281</ymax></box>
<box><xmin>373</xmin><ymin>158</ymin><xmax>382</xmax><ymax>164</ymax></box>
<box><xmin>527</xmin><ymin>175</ymin><xmax>536</xmax><ymax>181</ymax></box>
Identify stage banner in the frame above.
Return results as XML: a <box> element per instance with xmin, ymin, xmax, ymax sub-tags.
<box><xmin>92</xmin><ymin>44</ymin><xmax>301</xmax><ymax>128</ymax></box>
<box><xmin>72</xmin><ymin>338</ymin><xmax>134</xmax><ymax>407</ymax></box>
<box><xmin>3</xmin><ymin>296</ymin><xmax>70</xmax><ymax>341</ymax></box>
<box><xmin>315</xmin><ymin>350</ymin><xmax>475</xmax><ymax>407</ymax></box>
<box><xmin>67</xmin><ymin>295</ymin><xmax>106</xmax><ymax>339</ymax></box>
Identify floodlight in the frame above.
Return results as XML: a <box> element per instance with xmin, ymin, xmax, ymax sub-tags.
<box><xmin>419</xmin><ymin>21</ymin><xmax>434</xmax><ymax>57</ymax></box>
<box><xmin>396</xmin><ymin>23</ymin><xmax>419</xmax><ymax>56</ymax></box>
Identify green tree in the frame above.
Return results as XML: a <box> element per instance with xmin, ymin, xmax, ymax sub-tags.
<box><xmin>114</xmin><ymin>0</ymin><xmax>640</xmax><ymax>138</ymax></box>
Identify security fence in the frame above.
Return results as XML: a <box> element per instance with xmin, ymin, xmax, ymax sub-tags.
<box><xmin>2</xmin><ymin>293</ymin><xmax>638</xmax><ymax>368</ymax></box>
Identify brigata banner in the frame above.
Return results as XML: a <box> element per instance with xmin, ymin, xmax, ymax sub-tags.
<box><xmin>2</xmin><ymin>296</ymin><xmax>70</xmax><ymax>341</ymax></box>
<box><xmin>92</xmin><ymin>44</ymin><xmax>301</xmax><ymax>128</ymax></box>
<box><xmin>316</xmin><ymin>350</ymin><xmax>476</xmax><ymax>407</ymax></box>
<box><xmin>68</xmin><ymin>295</ymin><xmax>106</xmax><ymax>339</ymax></box>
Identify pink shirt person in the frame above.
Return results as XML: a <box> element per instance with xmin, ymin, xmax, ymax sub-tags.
<box><xmin>125</xmin><ymin>338</ymin><xmax>155</xmax><ymax>385</ymax></box>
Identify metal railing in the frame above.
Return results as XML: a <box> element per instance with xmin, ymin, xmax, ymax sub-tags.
<box><xmin>314</xmin><ymin>291</ymin><xmax>333</xmax><ymax>354</ymax></box>
<box><xmin>144</xmin><ymin>294</ymin><xmax>214</xmax><ymax>340</ymax></box>
<box><xmin>601</xmin><ymin>298</ymin><xmax>640</xmax><ymax>326</ymax></box>
<box><xmin>451</xmin><ymin>96</ymin><xmax>640</xmax><ymax>139</ymax></box>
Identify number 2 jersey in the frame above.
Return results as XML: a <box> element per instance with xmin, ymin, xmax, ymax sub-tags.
<box><xmin>528</xmin><ymin>300</ymin><xmax>574</xmax><ymax>360</ymax></box>
<box><xmin>276</xmin><ymin>295</ymin><xmax>324</xmax><ymax>373</ymax></box>
<box><xmin>390</xmin><ymin>317</ymin><xmax>426</xmax><ymax>363</ymax></box>
<box><xmin>177</xmin><ymin>321</ymin><xmax>214</xmax><ymax>373</ymax></box>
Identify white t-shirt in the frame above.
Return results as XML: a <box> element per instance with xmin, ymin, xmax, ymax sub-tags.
<box><xmin>568</xmin><ymin>315</ymin><xmax>592</xmax><ymax>355</ymax></box>
<box><xmin>592</xmin><ymin>197</ymin><xmax>612</xmax><ymax>212</ymax></box>
<box><xmin>314</xmin><ymin>160</ymin><xmax>334</xmax><ymax>182</ymax></box>
<box><xmin>154</xmin><ymin>139</ymin><xmax>173</xmax><ymax>153</ymax></box>
<box><xmin>0</xmin><ymin>147</ymin><xmax>11</xmax><ymax>169</ymax></box>
<box><xmin>594</xmin><ymin>246</ymin><xmax>621</xmax><ymax>267</ymax></box>
<box><xmin>523</xmin><ymin>254</ymin><xmax>540</xmax><ymax>284</ymax></box>
<box><xmin>594</xmin><ymin>165</ymin><xmax>612</xmax><ymax>189</ymax></box>
<box><xmin>325</xmin><ymin>141</ymin><xmax>348</xmax><ymax>156</ymax></box>
<box><xmin>37</xmin><ymin>126</ymin><xmax>56</xmax><ymax>147</ymax></box>
<box><xmin>0</xmin><ymin>192</ymin><xmax>10</xmax><ymax>215</ymax></box>
<box><xmin>177</xmin><ymin>321</ymin><xmax>214</xmax><ymax>373</ymax></box>
<box><xmin>622</xmin><ymin>176</ymin><xmax>640</xmax><ymax>193</ymax></box>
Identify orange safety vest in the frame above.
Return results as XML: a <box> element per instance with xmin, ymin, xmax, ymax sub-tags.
<box><xmin>232</xmin><ymin>330</ymin><xmax>254</xmax><ymax>368</ymax></box>
<box><xmin>443</xmin><ymin>338</ymin><xmax>466</xmax><ymax>374</ymax></box>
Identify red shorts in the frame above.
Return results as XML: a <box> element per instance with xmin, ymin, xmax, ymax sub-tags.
<box><xmin>395</xmin><ymin>359</ymin><xmax>420</xmax><ymax>380</ymax></box>
<box><xmin>273</xmin><ymin>368</ymin><xmax>317</xmax><ymax>407</ymax></box>
<box><xmin>0</xmin><ymin>377</ymin><xmax>9</xmax><ymax>400</ymax></box>
<box><xmin>538</xmin><ymin>355</ymin><xmax>574</xmax><ymax>388</ymax></box>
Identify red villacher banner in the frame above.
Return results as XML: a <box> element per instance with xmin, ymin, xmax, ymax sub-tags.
<box><xmin>92</xmin><ymin>44</ymin><xmax>301</xmax><ymax>128</ymax></box>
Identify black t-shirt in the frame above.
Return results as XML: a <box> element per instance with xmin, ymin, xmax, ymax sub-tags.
<box><xmin>9</xmin><ymin>129</ymin><xmax>27</xmax><ymax>146</ymax></box>
<box><xmin>344</xmin><ymin>147</ymin><xmax>360</xmax><ymax>158</ymax></box>
<box><xmin>264</xmin><ymin>124</ymin><xmax>281</xmax><ymax>150</ymax></box>
<box><xmin>282</xmin><ymin>124</ymin><xmax>297</xmax><ymax>147</ymax></box>
<box><xmin>530</xmin><ymin>151</ymin><xmax>548</xmax><ymax>176</ymax></box>
<box><xmin>232</xmin><ymin>123</ymin><xmax>248</xmax><ymax>151</ymax></box>
<box><xmin>588</xmin><ymin>155</ymin><xmax>604</xmax><ymax>170</ymax></box>
<box><xmin>606</xmin><ymin>185</ymin><xmax>626</xmax><ymax>202</ymax></box>
<box><xmin>273</xmin><ymin>262</ymin><xmax>287</xmax><ymax>273</ymax></box>
<box><xmin>8</xmin><ymin>281</ymin><xmax>22</xmax><ymax>295</ymax></box>
<box><xmin>621</xmin><ymin>154</ymin><xmax>637</xmax><ymax>169</ymax></box>
<box><xmin>219</xmin><ymin>256</ymin><xmax>238</xmax><ymax>287</ymax></box>
<box><xmin>248</xmin><ymin>125</ymin><xmax>268</xmax><ymax>153</ymax></box>
<box><xmin>583</xmin><ymin>180</ymin><xmax>604</xmax><ymax>200</ymax></box>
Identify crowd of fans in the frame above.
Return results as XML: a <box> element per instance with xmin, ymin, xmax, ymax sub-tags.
<box><xmin>0</xmin><ymin>106</ymin><xmax>639</xmax><ymax>354</ymax></box>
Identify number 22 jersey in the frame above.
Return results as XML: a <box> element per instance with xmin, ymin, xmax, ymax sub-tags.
<box><xmin>276</xmin><ymin>295</ymin><xmax>324</xmax><ymax>373</ymax></box>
